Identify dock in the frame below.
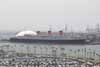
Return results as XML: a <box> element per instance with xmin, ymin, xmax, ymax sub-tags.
<box><xmin>0</xmin><ymin>45</ymin><xmax>99</xmax><ymax>67</ymax></box>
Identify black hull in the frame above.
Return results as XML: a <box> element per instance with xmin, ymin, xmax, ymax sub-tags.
<box><xmin>9</xmin><ymin>38</ymin><xmax>88</xmax><ymax>44</ymax></box>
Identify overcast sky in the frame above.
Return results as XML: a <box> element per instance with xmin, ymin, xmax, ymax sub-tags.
<box><xmin>0</xmin><ymin>0</ymin><xmax>99</xmax><ymax>31</ymax></box>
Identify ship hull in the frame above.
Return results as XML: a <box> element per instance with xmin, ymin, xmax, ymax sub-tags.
<box><xmin>9</xmin><ymin>38</ymin><xmax>88</xmax><ymax>44</ymax></box>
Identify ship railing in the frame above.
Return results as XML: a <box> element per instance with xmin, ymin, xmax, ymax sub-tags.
<box><xmin>16</xmin><ymin>35</ymin><xmax>87</xmax><ymax>40</ymax></box>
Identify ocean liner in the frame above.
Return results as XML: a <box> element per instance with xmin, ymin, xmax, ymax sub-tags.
<box><xmin>9</xmin><ymin>30</ymin><xmax>91</xmax><ymax>44</ymax></box>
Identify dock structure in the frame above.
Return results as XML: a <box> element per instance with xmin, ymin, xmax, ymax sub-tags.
<box><xmin>0</xmin><ymin>45</ymin><xmax>99</xmax><ymax>67</ymax></box>
<box><xmin>0</xmin><ymin>55</ymin><xmax>99</xmax><ymax>67</ymax></box>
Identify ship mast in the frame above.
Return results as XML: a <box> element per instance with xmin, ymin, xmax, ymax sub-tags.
<box><xmin>64</xmin><ymin>24</ymin><xmax>67</xmax><ymax>33</ymax></box>
<box><xmin>96</xmin><ymin>16</ymin><xmax>100</xmax><ymax>32</ymax></box>
<box><xmin>49</xmin><ymin>25</ymin><xmax>52</xmax><ymax>31</ymax></box>
<box><xmin>96</xmin><ymin>23</ymin><xmax>100</xmax><ymax>32</ymax></box>
<box><xmin>86</xmin><ymin>25</ymin><xmax>90</xmax><ymax>33</ymax></box>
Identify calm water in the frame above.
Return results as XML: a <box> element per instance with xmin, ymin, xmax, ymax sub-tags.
<box><xmin>0</xmin><ymin>42</ymin><xmax>100</xmax><ymax>56</ymax></box>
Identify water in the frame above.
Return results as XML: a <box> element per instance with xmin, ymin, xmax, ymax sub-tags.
<box><xmin>0</xmin><ymin>42</ymin><xmax>100</xmax><ymax>59</ymax></box>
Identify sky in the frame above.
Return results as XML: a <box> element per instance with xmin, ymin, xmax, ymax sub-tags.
<box><xmin>0</xmin><ymin>0</ymin><xmax>99</xmax><ymax>32</ymax></box>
